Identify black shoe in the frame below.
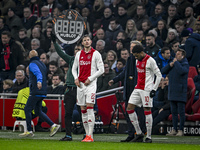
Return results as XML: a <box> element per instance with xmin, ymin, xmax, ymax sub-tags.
<box><xmin>145</xmin><ymin>137</ymin><xmax>152</xmax><ymax>143</ymax></box>
<box><xmin>130</xmin><ymin>133</ymin><xmax>144</xmax><ymax>142</ymax></box>
<box><xmin>120</xmin><ymin>136</ymin><xmax>135</xmax><ymax>142</ymax></box>
<box><xmin>59</xmin><ymin>135</ymin><xmax>72</xmax><ymax>141</ymax></box>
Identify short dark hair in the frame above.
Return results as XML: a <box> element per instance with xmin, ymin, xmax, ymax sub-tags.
<box><xmin>177</xmin><ymin>48</ymin><xmax>186</xmax><ymax>58</ymax></box>
<box><xmin>1</xmin><ymin>31</ymin><xmax>11</xmax><ymax>37</ymax></box>
<box><xmin>52</xmin><ymin>74</ymin><xmax>61</xmax><ymax>79</ymax></box>
<box><xmin>49</xmin><ymin>60</ymin><xmax>58</xmax><ymax>67</ymax></box>
<box><xmin>117</xmin><ymin>58</ymin><xmax>126</xmax><ymax>66</ymax></box>
<box><xmin>161</xmin><ymin>47</ymin><xmax>170</xmax><ymax>54</ymax></box>
<box><xmin>132</xmin><ymin>45</ymin><xmax>144</xmax><ymax>53</ymax></box>
<box><xmin>19</xmin><ymin>28</ymin><xmax>27</xmax><ymax>34</ymax></box>
<box><xmin>81</xmin><ymin>34</ymin><xmax>91</xmax><ymax>42</ymax></box>
<box><xmin>146</xmin><ymin>33</ymin><xmax>155</xmax><ymax>38</ymax></box>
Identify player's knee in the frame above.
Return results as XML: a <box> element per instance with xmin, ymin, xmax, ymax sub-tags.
<box><xmin>126</xmin><ymin>103</ymin><xmax>135</xmax><ymax>111</ymax></box>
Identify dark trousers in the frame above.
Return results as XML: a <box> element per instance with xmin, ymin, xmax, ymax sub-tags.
<box><xmin>24</xmin><ymin>96</ymin><xmax>54</xmax><ymax>131</ymax></box>
<box><xmin>170</xmin><ymin>101</ymin><xmax>185</xmax><ymax>131</ymax></box>
<box><xmin>64</xmin><ymin>87</ymin><xmax>80</xmax><ymax>136</ymax></box>
<box><xmin>152</xmin><ymin>109</ymin><xmax>171</xmax><ymax>126</ymax></box>
<box><xmin>32</xmin><ymin>106</ymin><xmax>48</xmax><ymax>126</ymax></box>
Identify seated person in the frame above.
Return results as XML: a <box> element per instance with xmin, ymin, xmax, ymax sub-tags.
<box><xmin>1</xmin><ymin>79</ymin><xmax>14</xmax><ymax>98</ymax></box>
<box><xmin>12</xmin><ymin>87</ymin><xmax>48</xmax><ymax>131</ymax></box>
<box><xmin>152</xmin><ymin>76</ymin><xmax>171</xmax><ymax>127</ymax></box>
<box><xmin>193</xmin><ymin>63</ymin><xmax>200</xmax><ymax>103</ymax></box>
<box><xmin>47</xmin><ymin>74</ymin><xmax>65</xmax><ymax>94</ymax></box>
<box><xmin>12</xmin><ymin>70</ymin><xmax>29</xmax><ymax>93</ymax></box>
<box><xmin>113</xmin><ymin>58</ymin><xmax>126</xmax><ymax>76</ymax></box>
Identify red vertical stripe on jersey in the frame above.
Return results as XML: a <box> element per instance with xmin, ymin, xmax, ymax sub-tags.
<box><xmin>78</xmin><ymin>48</ymin><xmax>95</xmax><ymax>83</ymax></box>
<box><xmin>135</xmin><ymin>54</ymin><xmax>150</xmax><ymax>90</ymax></box>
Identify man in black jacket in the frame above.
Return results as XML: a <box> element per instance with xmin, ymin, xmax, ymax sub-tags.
<box><xmin>0</xmin><ymin>31</ymin><xmax>24</xmax><ymax>81</ymax></box>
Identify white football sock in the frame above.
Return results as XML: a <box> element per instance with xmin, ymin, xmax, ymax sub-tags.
<box><xmin>87</xmin><ymin>107</ymin><xmax>95</xmax><ymax>138</ymax></box>
<box><xmin>128</xmin><ymin>111</ymin><xmax>142</xmax><ymax>135</ymax></box>
<box><xmin>81</xmin><ymin>110</ymin><xmax>89</xmax><ymax>136</ymax></box>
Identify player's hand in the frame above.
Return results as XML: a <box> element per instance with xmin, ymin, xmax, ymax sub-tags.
<box><xmin>37</xmin><ymin>82</ymin><xmax>42</xmax><ymax>90</ymax></box>
<box><xmin>150</xmin><ymin>90</ymin><xmax>156</xmax><ymax>98</ymax></box>
<box><xmin>170</xmin><ymin>62</ymin><xmax>174</xmax><ymax>67</ymax></box>
<box><xmin>108</xmin><ymin>80</ymin><xmax>114</xmax><ymax>86</ymax></box>
<box><xmin>84</xmin><ymin>78</ymin><xmax>91</xmax><ymax>86</ymax></box>
<box><xmin>173</xmin><ymin>58</ymin><xmax>177</xmax><ymax>63</ymax></box>
<box><xmin>75</xmin><ymin>78</ymin><xmax>80</xmax><ymax>87</ymax></box>
<box><xmin>51</xmin><ymin>32</ymin><xmax>57</xmax><ymax>43</ymax></box>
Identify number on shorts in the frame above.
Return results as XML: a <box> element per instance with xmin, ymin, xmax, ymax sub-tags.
<box><xmin>145</xmin><ymin>96</ymin><xmax>149</xmax><ymax>102</ymax></box>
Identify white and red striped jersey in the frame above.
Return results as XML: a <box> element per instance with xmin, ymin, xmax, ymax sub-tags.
<box><xmin>72</xmin><ymin>47</ymin><xmax>104</xmax><ymax>83</ymax></box>
<box><xmin>135</xmin><ymin>54</ymin><xmax>162</xmax><ymax>91</ymax></box>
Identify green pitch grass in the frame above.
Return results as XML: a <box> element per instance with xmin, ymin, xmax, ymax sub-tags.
<box><xmin>0</xmin><ymin>131</ymin><xmax>200</xmax><ymax>150</ymax></box>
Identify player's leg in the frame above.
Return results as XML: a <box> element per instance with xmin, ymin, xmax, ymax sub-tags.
<box><xmin>127</xmin><ymin>89</ymin><xmax>144</xmax><ymax>142</ymax></box>
<box><xmin>141</xmin><ymin>90</ymin><xmax>153</xmax><ymax>143</ymax></box>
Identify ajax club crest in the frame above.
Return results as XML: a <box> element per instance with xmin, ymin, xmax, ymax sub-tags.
<box><xmin>53</xmin><ymin>9</ymin><xmax>86</xmax><ymax>44</ymax></box>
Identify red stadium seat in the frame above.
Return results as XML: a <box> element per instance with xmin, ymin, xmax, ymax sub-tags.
<box><xmin>188</xmin><ymin>66</ymin><xmax>198</xmax><ymax>79</ymax></box>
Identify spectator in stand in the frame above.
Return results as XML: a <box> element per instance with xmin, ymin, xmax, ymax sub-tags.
<box><xmin>174</xmin><ymin>20</ymin><xmax>185</xmax><ymax>39</ymax></box>
<box><xmin>159</xmin><ymin>0</ymin><xmax>172</xmax><ymax>13</ymax></box>
<box><xmin>116</xmin><ymin>4</ymin><xmax>130</xmax><ymax>30</ymax></box>
<box><xmin>101</xmin><ymin>7</ymin><xmax>113</xmax><ymax>31</ymax></box>
<box><xmin>44</xmin><ymin>0</ymin><xmax>60</xmax><ymax>15</ymax></box>
<box><xmin>0</xmin><ymin>31</ymin><xmax>24</xmax><ymax>80</ymax></box>
<box><xmin>43</xmin><ymin>26</ymin><xmax>53</xmax><ymax>52</ymax></box>
<box><xmin>184</xmin><ymin>6</ymin><xmax>196</xmax><ymax>29</ymax></box>
<box><xmin>59</xmin><ymin>57</ymin><xmax>67</xmax><ymax>68</ymax></box>
<box><xmin>162</xmin><ymin>4</ymin><xmax>180</xmax><ymax>29</ymax></box>
<box><xmin>105</xmin><ymin>50</ymin><xmax>118</xmax><ymax>70</ymax></box>
<box><xmin>92</xmin><ymin>0</ymin><xmax>105</xmax><ymax>21</ymax></box>
<box><xmin>29</xmin><ymin>0</ymin><xmax>43</xmax><ymax>17</ymax></box>
<box><xmin>149</xmin><ymin>3</ymin><xmax>164</xmax><ymax>28</ymax></box>
<box><xmin>142</xmin><ymin>20</ymin><xmax>152</xmax><ymax>36</ymax></box>
<box><xmin>152</xmin><ymin>76</ymin><xmax>171</xmax><ymax>127</ymax></box>
<box><xmin>47</xmin><ymin>60</ymin><xmax>64</xmax><ymax>85</ymax></box>
<box><xmin>105</xmin><ymin>17</ymin><xmax>123</xmax><ymax>44</ymax></box>
<box><xmin>12</xmin><ymin>70</ymin><xmax>29</xmax><ymax>93</ymax></box>
<box><xmin>95</xmin><ymin>40</ymin><xmax>107</xmax><ymax>61</ymax></box>
<box><xmin>0</xmin><ymin>0</ymin><xmax>16</xmax><ymax>17</ymax></box>
<box><xmin>125</xmin><ymin>19</ymin><xmax>138</xmax><ymax>41</ymax></box>
<box><xmin>0</xmin><ymin>17</ymin><xmax>9</xmax><ymax>36</ymax></box>
<box><xmin>120</xmin><ymin>48</ymin><xmax>130</xmax><ymax>62</ymax></box>
<box><xmin>18</xmin><ymin>28</ymin><xmax>31</xmax><ymax>53</ymax></box>
<box><xmin>47</xmin><ymin>41</ymin><xmax>60</xmax><ymax>63</ymax></box>
<box><xmin>193</xmin><ymin>0</ymin><xmax>200</xmax><ymax>18</ymax></box>
<box><xmin>97</xmin><ymin>61</ymin><xmax>118</xmax><ymax>92</ymax></box>
<box><xmin>47</xmin><ymin>74</ymin><xmax>65</xmax><ymax>94</ymax></box>
<box><xmin>115</xmin><ymin>39</ymin><xmax>125</xmax><ymax>58</ymax></box>
<box><xmin>145</xmin><ymin>33</ymin><xmax>161</xmax><ymax>58</ymax></box>
<box><xmin>40</xmin><ymin>53</ymin><xmax>49</xmax><ymax>70</ymax></box>
<box><xmin>193</xmin><ymin>63</ymin><xmax>200</xmax><ymax>103</ymax></box>
<box><xmin>22</xmin><ymin>7</ymin><xmax>38</xmax><ymax>31</ymax></box>
<box><xmin>52</xmin><ymin>5</ymin><xmax>63</xmax><ymax>18</ymax></box>
<box><xmin>108</xmin><ymin>0</ymin><xmax>125</xmax><ymax>17</ymax></box>
<box><xmin>181</xmin><ymin>29</ymin><xmax>200</xmax><ymax>67</ymax></box>
<box><xmin>39</xmin><ymin>6</ymin><xmax>52</xmax><ymax>31</ymax></box>
<box><xmin>176</xmin><ymin>0</ymin><xmax>192</xmax><ymax>17</ymax></box>
<box><xmin>193</xmin><ymin>16</ymin><xmax>200</xmax><ymax>34</ymax></box>
<box><xmin>170</xmin><ymin>40</ymin><xmax>180</xmax><ymax>57</ymax></box>
<box><xmin>164</xmin><ymin>28</ymin><xmax>178</xmax><ymax>47</ymax></box>
<box><xmin>133</xmin><ymin>3</ymin><xmax>149</xmax><ymax>30</ymax></box>
<box><xmin>148</xmin><ymin>29</ymin><xmax>164</xmax><ymax>48</ymax></box>
<box><xmin>113</xmin><ymin>58</ymin><xmax>126</xmax><ymax>76</ymax></box>
<box><xmin>1</xmin><ymin>79</ymin><xmax>14</xmax><ymax>98</ymax></box>
<box><xmin>162</xmin><ymin>48</ymin><xmax>189</xmax><ymax>137</ymax></box>
<box><xmin>155</xmin><ymin>19</ymin><xmax>168</xmax><ymax>42</ymax></box>
<box><xmin>135</xmin><ymin>30</ymin><xmax>146</xmax><ymax>46</ymax></box>
<box><xmin>60</xmin><ymin>0</ymin><xmax>76</xmax><ymax>10</ymax></box>
<box><xmin>155</xmin><ymin>47</ymin><xmax>173</xmax><ymax>77</ymax></box>
<box><xmin>6</xmin><ymin>7</ymin><xmax>24</xmax><ymax>40</ymax></box>
<box><xmin>141</xmin><ymin>0</ymin><xmax>156</xmax><ymax>17</ymax></box>
<box><xmin>126</xmin><ymin>0</ymin><xmax>138</xmax><ymax>18</ymax></box>
<box><xmin>31</xmin><ymin>38</ymin><xmax>45</xmax><ymax>57</ymax></box>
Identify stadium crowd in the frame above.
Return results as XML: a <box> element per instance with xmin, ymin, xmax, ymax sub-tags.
<box><xmin>0</xmin><ymin>0</ymin><xmax>200</xmax><ymax>137</ymax></box>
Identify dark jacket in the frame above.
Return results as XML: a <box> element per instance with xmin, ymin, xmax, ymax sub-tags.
<box><xmin>12</xmin><ymin>77</ymin><xmax>29</xmax><ymax>93</ymax></box>
<box><xmin>193</xmin><ymin>74</ymin><xmax>200</xmax><ymax>92</ymax></box>
<box><xmin>22</xmin><ymin>15</ymin><xmax>37</xmax><ymax>30</ymax></box>
<box><xmin>161</xmin><ymin>58</ymin><xmax>189</xmax><ymax>102</ymax></box>
<box><xmin>155</xmin><ymin>51</ymin><xmax>173</xmax><ymax>77</ymax></box>
<box><xmin>105</xmin><ymin>24</ymin><xmax>123</xmax><ymax>41</ymax></box>
<box><xmin>113</xmin><ymin>54</ymin><xmax>137</xmax><ymax>101</ymax></box>
<box><xmin>97</xmin><ymin>69</ymin><xmax>118</xmax><ymax>92</ymax></box>
<box><xmin>185</xmin><ymin>33</ymin><xmax>200</xmax><ymax>67</ymax></box>
<box><xmin>157</xmin><ymin>86</ymin><xmax>170</xmax><ymax>110</ymax></box>
<box><xmin>54</xmin><ymin>42</ymin><xmax>76</xmax><ymax>87</ymax></box>
<box><xmin>29</xmin><ymin>56</ymin><xmax>47</xmax><ymax>95</ymax></box>
<box><xmin>145</xmin><ymin>44</ymin><xmax>160</xmax><ymax>58</ymax></box>
<box><xmin>47</xmin><ymin>84</ymin><xmax>65</xmax><ymax>94</ymax></box>
<box><xmin>0</xmin><ymin>39</ymin><xmax>24</xmax><ymax>71</ymax></box>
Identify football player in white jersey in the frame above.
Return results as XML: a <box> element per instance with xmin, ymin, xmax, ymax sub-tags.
<box><xmin>127</xmin><ymin>44</ymin><xmax>162</xmax><ymax>143</ymax></box>
<box><xmin>72</xmin><ymin>35</ymin><xmax>104</xmax><ymax>142</ymax></box>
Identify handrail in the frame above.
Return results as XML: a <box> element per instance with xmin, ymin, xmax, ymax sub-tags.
<box><xmin>0</xmin><ymin>86</ymin><xmax>124</xmax><ymax>98</ymax></box>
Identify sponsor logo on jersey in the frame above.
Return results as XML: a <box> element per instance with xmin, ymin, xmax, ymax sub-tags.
<box><xmin>80</xmin><ymin>60</ymin><xmax>91</xmax><ymax>65</ymax></box>
<box><xmin>137</xmin><ymin>68</ymin><xmax>145</xmax><ymax>73</ymax></box>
